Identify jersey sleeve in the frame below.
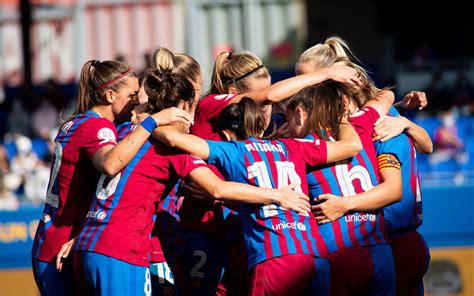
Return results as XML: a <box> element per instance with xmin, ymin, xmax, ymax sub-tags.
<box><xmin>169</xmin><ymin>154</ymin><xmax>208</xmax><ymax>179</ymax></box>
<box><xmin>350</xmin><ymin>106</ymin><xmax>380</xmax><ymax>135</ymax></box>
<box><xmin>115</xmin><ymin>122</ymin><xmax>136</xmax><ymax>141</ymax></box>
<box><xmin>206</xmin><ymin>140</ymin><xmax>240</xmax><ymax>170</ymax></box>
<box><xmin>198</xmin><ymin>94</ymin><xmax>236</xmax><ymax>120</ymax></box>
<box><xmin>375</xmin><ymin>135</ymin><xmax>409</xmax><ymax>166</ymax></box>
<box><xmin>282</xmin><ymin>138</ymin><xmax>328</xmax><ymax>166</ymax></box>
<box><xmin>81</xmin><ymin>118</ymin><xmax>118</xmax><ymax>160</ymax></box>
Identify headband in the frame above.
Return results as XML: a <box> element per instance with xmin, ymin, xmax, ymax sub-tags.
<box><xmin>226</xmin><ymin>64</ymin><xmax>265</xmax><ymax>86</ymax></box>
<box><xmin>96</xmin><ymin>69</ymin><xmax>132</xmax><ymax>90</ymax></box>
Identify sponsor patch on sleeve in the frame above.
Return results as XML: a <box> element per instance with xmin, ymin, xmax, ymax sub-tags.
<box><xmin>97</xmin><ymin>128</ymin><xmax>117</xmax><ymax>145</ymax></box>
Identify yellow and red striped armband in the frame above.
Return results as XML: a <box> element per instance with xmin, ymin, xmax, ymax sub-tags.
<box><xmin>377</xmin><ymin>154</ymin><xmax>401</xmax><ymax>171</ymax></box>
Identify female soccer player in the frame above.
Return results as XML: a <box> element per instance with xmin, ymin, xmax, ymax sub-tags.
<box><xmin>177</xmin><ymin>50</ymin><xmax>363</xmax><ymax>295</ymax></box>
<box><xmin>31</xmin><ymin>60</ymin><xmax>192</xmax><ymax>295</ymax></box>
<box><xmin>297</xmin><ymin>36</ymin><xmax>432</xmax><ymax>296</ymax></box>
<box><xmin>73</xmin><ymin>69</ymin><xmax>310</xmax><ymax>296</ymax></box>
<box><xmin>147</xmin><ymin>46</ymin><xmax>204</xmax><ymax>296</ymax></box>
<box><xmin>154</xmin><ymin>91</ymin><xmax>363</xmax><ymax>295</ymax></box>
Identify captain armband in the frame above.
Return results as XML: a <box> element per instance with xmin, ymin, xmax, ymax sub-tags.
<box><xmin>377</xmin><ymin>154</ymin><xmax>401</xmax><ymax>171</ymax></box>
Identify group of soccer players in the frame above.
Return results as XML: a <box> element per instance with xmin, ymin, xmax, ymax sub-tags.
<box><xmin>31</xmin><ymin>37</ymin><xmax>431</xmax><ymax>296</ymax></box>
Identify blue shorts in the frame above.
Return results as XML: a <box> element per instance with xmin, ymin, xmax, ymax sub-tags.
<box><xmin>32</xmin><ymin>257</ymin><xmax>75</xmax><ymax>296</ymax></box>
<box><xmin>328</xmin><ymin>244</ymin><xmax>396</xmax><ymax>296</ymax></box>
<box><xmin>79</xmin><ymin>251</ymin><xmax>151</xmax><ymax>296</ymax></box>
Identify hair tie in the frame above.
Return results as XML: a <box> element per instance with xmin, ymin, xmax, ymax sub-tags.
<box><xmin>227</xmin><ymin>52</ymin><xmax>233</xmax><ymax>61</ymax></box>
<box><xmin>91</xmin><ymin>60</ymin><xmax>101</xmax><ymax>68</ymax></box>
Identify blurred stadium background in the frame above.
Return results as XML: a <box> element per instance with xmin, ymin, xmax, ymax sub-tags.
<box><xmin>0</xmin><ymin>0</ymin><xmax>473</xmax><ymax>295</ymax></box>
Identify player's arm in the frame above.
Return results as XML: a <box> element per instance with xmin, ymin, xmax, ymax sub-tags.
<box><xmin>394</xmin><ymin>91</ymin><xmax>428</xmax><ymax>113</ymax></box>
<box><xmin>94</xmin><ymin>108</ymin><xmax>193</xmax><ymax>176</ymax></box>
<box><xmin>231</xmin><ymin>65</ymin><xmax>362</xmax><ymax>105</ymax></box>
<box><xmin>364</xmin><ymin>89</ymin><xmax>395</xmax><ymax>116</ymax></box>
<box><xmin>188</xmin><ymin>167</ymin><xmax>310</xmax><ymax>214</ymax></box>
<box><xmin>313</xmin><ymin>153</ymin><xmax>402</xmax><ymax>224</ymax></box>
<box><xmin>373</xmin><ymin>115</ymin><xmax>433</xmax><ymax>154</ymax></box>
<box><xmin>153</xmin><ymin>125</ymin><xmax>210</xmax><ymax>160</ymax></box>
<box><xmin>325</xmin><ymin>119</ymin><xmax>363</xmax><ymax>163</ymax></box>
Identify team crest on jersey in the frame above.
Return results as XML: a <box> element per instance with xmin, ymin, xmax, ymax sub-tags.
<box><xmin>97</xmin><ymin>128</ymin><xmax>117</xmax><ymax>145</ymax></box>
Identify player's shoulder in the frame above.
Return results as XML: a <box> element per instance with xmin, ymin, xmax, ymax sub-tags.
<box><xmin>351</xmin><ymin>106</ymin><xmax>377</xmax><ymax>118</ymax></box>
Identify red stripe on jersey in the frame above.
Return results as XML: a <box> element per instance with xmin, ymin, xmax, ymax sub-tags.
<box><xmin>329</xmin><ymin>165</ymin><xmax>359</xmax><ymax>247</ymax></box>
<box><xmin>258</xmin><ymin>140</ymin><xmax>290</xmax><ymax>255</ymax></box>
<box><xmin>249</xmin><ymin>147</ymin><xmax>279</xmax><ymax>258</ymax></box>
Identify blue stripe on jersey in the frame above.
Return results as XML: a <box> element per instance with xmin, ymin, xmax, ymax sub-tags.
<box><xmin>51</xmin><ymin>114</ymin><xmax>93</xmax><ymax>196</ymax></box>
<box><xmin>349</xmin><ymin>155</ymin><xmax>374</xmax><ymax>246</ymax></box>
<box><xmin>87</xmin><ymin>142</ymin><xmax>152</xmax><ymax>250</ymax></box>
<box><xmin>77</xmin><ymin>121</ymin><xmax>132</xmax><ymax>248</ymax></box>
<box><xmin>35</xmin><ymin>112</ymin><xmax>98</xmax><ymax>257</ymax></box>
<box><xmin>254</xmin><ymin>144</ymin><xmax>282</xmax><ymax>258</ymax></box>
<box><xmin>33</xmin><ymin>205</ymin><xmax>56</xmax><ymax>257</ymax></box>
<box><xmin>270</xmin><ymin>147</ymin><xmax>297</xmax><ymax>256</ymax></box>
<box><xmin>116</xmin><ymin>122</ymin><xmax>133</xmax><ymax>141</ymax></box>
<box><xmin>290</xmin><ymin>210</ymin><xmax>311</xmax><ymax>255</ymax></box>
<box><xmin>320</xmin><ymin>168</ymin><xmax>353</xmax><ymax>249</ymax></box>
<box><xmin>243</xmin><ymin>148</ymin><xmax>278</xmax><ymax>259</ymax></box>
<box><xmin>161</xmin><ymin>182</ymin><xmax>179</xmax><ymax>219</ymax></box>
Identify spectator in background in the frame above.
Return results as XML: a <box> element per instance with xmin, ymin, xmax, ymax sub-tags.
<box><xmin>428</xmin><ymin>110</ymin><xmax>468</xmax><ymax>184</ymax></box>
<box><xmin>0</xmin><ymin>144</ymin><xmax>9</xmax><ymax>174</ymax></box>
<box><xmin>7</xmin><ymin>100</ymin><xmax>30</xmax><ymax>136</ymax></box>
<box><xmin>43</xmin><ymin>78</ymin><xmax>68</xmax><ymax>112</ymax></box>
<box><xmin>425</xmin><ymin>71</ymin><xmax>451</xmax><ymax>112</ymax></box>
<box><xmin>31</xmin><ymin>97</ymin><xmax>59</xmax><ymax>139</ymax></box>
<box><xmin>9</xmin><ymin>136</ymin><xmax>38</xmax><ymax>195</ymax></box>
<box><xmin>453</xmin><ymin>71</ymin><xmax>474</xmax><ymax>113</ymax></box>
<box><xmin>0</xmin><ymin>170</ymin><xmax>19</xmax><ymax>210</ymax></box>
<box><xmin>411</xmin><ymin>42</ymin><xmax>436</xmax><ymax>71</ymax></box>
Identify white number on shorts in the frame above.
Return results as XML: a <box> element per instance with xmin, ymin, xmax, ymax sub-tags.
<box><xmin>155</xmin><ymin>262</ymin><xmax>174</xmax><ymax>284</ymax></box>
<box><xmin>190</xmin><ymin>250</ymin><xmax>207</xmax><ymax>279</ymax></box>
<box><xmin>335</xmin><ymin>159</ymin><xmax>374</xmax><ymax>196</ymax></box>
<box><xmin>144</xmin><ymin>268</ymin><xmax>151</xmax><ymax>296</ymax></box>
<box><xmin>96</xmin><ymin>173</ymin><xmax>122</xmax><ymax>200</ymax></box>
<box><xmin>247</xmin><ymin>161</ymin><xmax>303</xmax><ymax>217</ymax></box>
<box><xmin>45</xmin><ymin>142</ymin><xmax>63</xmax><ymax>207</ymax></box>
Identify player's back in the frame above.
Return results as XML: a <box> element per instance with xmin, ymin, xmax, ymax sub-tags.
<box><xmin>306</xmin><ymin>107</ymin><xmax>388</xmax><ymax>253</ymax></box>
<box><xmin>32</xmin><ymin>111</ymin><xmax>117</xmax><ymax>262</ymax></box>
<box><xmin>375</xmin><ymin>109</ymin><xmax>423</xmax><ymax>234</ymax></box>
<box><xmin>206</xmin><ymin>137</ymin><xmax>329</xmax><ymax>267</ymax></box>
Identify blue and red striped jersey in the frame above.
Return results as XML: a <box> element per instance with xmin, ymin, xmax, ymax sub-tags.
<box><xmin>75</xmin><ymin>123</ymin><xmax>207</xmax><ymax>267</ymax></box>
<box><xmin>375</xmin><ymin>107</ymin><xmax>422</xmax><ymax>234</ymax></box>
<box><xmin>207</xmin><ymin>137</ymin><xmax>329</xmax><ymax>268</ymax></box>
<box><xmin>306</xmin><ymin>107</ymin><xmax>389</xmax><ymax>253</ymax></box>
<box><xmin>32</xmin><ymin>111</ymin><xmax>117</xmax><ymax>262</ymax></box>
<box><xmin>179</xmin><ymin>93</ymin><xmax>237</xmax><ymax>235</ymax></box>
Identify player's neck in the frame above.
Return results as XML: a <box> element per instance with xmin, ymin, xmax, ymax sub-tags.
<box><xmin>91</xmin><ymin>106</ymin><xmax>114</xmax><ymax>122</ymax></box>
